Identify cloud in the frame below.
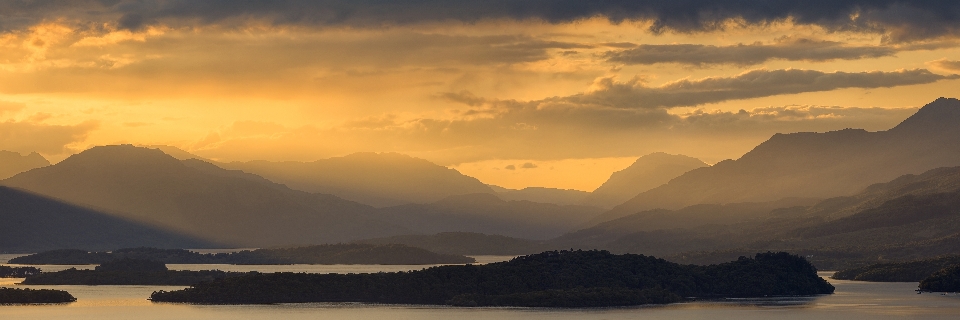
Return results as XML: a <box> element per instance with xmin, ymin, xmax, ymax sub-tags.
<box><xmin>185</xmin><ymin>67</ymin><xmax>946</xmax><ymax>164</ymax></box>
<box><xmin>521</xmin><ymin>162</ymin><xmax>538</xmax><ymax>169</ymax></box>
<box><xmin>2</xmin><ymin>1</ymin><xmax>960</xmax><ymax>42</ymax></box>
<box><xmin>0</xmin><ymin>120</ymin><xmax>98</xmax><ymax>155</ymax></box>
<box><xmin>605</xmin><ymin>38</ymin><xmax>901</xmax><ymax>66</ymax></box>
<box><xmin>504</xmin><ymin>164</ymin><xmax>516</xmax><ymax>170</ymax></box>
<box><xmin>928</xmin><ymin>59</ymin><xmax>960</xmax><ymax>72</ymax></box>
<box><xmin>551</xmin><ymin>68</ymin><xmax>956</xmax><ymax>109</ymax></box>
<box><xmin>0</xmin><ymin>101</ymin><xmax>25</xmax><ymax>117</ymax></box>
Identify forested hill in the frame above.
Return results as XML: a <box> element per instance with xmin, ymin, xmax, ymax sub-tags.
<box><xmin>832</xmin><ymin>255</ymin><xmax>960</xmax><ymax>282</ymax></box>
<box><xmin>150</xmin><ymin>250</ymin><xmax>833</xmax><ymax>307</ymax></box>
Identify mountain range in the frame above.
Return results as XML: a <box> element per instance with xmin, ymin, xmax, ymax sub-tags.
<box><xmin>377</xmin><ymin>193</ymin><xmax>604</xmax><ymax>240</ymax></box>
<box><xmin>1</xmin><ymin>145</ymin><xmax>410</xmax><ymax>247</ymax></box>
<box><xmin>596</xmin><ymin>97</ymin><xmax>960</xmax><ymax>224</ymax></box>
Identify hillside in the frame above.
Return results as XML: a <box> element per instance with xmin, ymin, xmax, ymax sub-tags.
<box><xmin>493</xmin><ymin>187</ymin><xmax>590</xmax><ymax>206</ymax></box>
<box><xmin>581</xmin><ymin>153</ymin><xmax>707</xmax><ymax>209</ymax></box>
<box><xmin>0</xmin><ymin>186</ymin><xmax>212</xmax><ymax>252</ymax></box>
<box><xmin>0</xmin><ymin>145</ymin><xmax>410</xmax><ymax>247</ymax></box>
<box><xmin>598</xmin><ymin>98</ymin><xmax>960</xmax><ymax>223</ymax></box>
<box><xmin>377</xmin><ymin>193</ymin><xmax>605</xmax><ymax>240</ymax></box>
<box><xmin>563</xmin><ymin>165</ymin><xmax>960</xmax><ymax>270</ymax></box>
<box><xmin>0</xmin><ymin>151</ymin><xmax>49</xmax><ymax>180</ymax></box>
<box><xmin>222</xmin><ymin>152</ymin><xmax>495</xmax><ymax>207</ymax></box>
<box><xmin>355</xmin><ymin>232</ymin><xmax>543</xmax><ymax>255</ymax></box>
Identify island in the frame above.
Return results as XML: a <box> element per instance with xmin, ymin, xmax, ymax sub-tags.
<box><xmin>0</xmin><ymin>288</ymin><xmax>76</xmax><ymax>304</ymax></box>
<box><xmin>21</xmin><ymin>258</ymin><xmax>246</xmax><ymax>285</ymax></box>
<box><xmin>150</xmin><ymin>250</ymin><xmax>834</xmax><ymax>307</ymax></box>
<box><xmin>919</xmin><ymin>265</ymin><xmax>960</xmax><ymax>292</ymax></box>
<box><xmin>831</xmin><ymin>255</ymin><xmax>960</xmax><ymax>282</ymax></box>
<box><xmin>9</xmin><ymin>244</ymin><xmax>475</xmax><ymax>265</ymax></box>
<box><xmin>0</xmin><ymin>266</ymin><xmax>41</xmax><ymax>278</ymax></box>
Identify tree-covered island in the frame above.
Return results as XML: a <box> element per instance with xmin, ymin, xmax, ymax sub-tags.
<box><xmin>919</xmin><ymin>265</ymin><xmax>960</xmax><ymax>292</ymax></box>
<box><xmin>0</xmin><ymin>265</ymin><xmax>41</xmax><ymax>278</ymax></box>
<box><xmin>10</xmin><ymin>244</ymin><xmax>475</xmax><ymax>265</ymax></box>
<box><xmin>150</xmin><ymin>250</ymin><xmax>834</xmax><ymax>307</ymax></box>
<box><xmin>0</xmin><ymin>288</ymin><xmax>76</xmax><ymax>304</ymax></box>
<box><xmin>21</xmin><ymin>258</ymin><xmax>247</xmax><ymax>285</ymax></box>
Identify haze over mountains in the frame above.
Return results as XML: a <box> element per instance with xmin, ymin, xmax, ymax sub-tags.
<box><xmin>377</xmin><ymin>193</ymin><xmax>604</xmax><ymax>239</ymax></box>
<box><xmin>222</xmin><ymin>153</ymin><xmax>496</xmax><ymax>207</ymax></box>
<box><xmin>0</xmin><ymin>151</ymin><xmax>49</xmax><ymax>180</ymax></box>
<box><xmin>581</xmin><ymin>153</ymin><xmax>707</xmax><ymax>209</ymax></box>
<box><xmin>0</xmin><ymin>186</ymin><xmax>210</xmax><ymax>252</ymax></box>
<box><xmin>597</xmin><ymin>97</ymin><xmax>960</xmax><ymax>223</ymax></box>
<box><xmin>1</xmin><ymin>145</ymin><xmax>410</xmax><ymax>247</ymax></box>
<box><xmin>4</xmin><ymin>97</ymin><xmax>959</xmax><ymax>268</ymax></box>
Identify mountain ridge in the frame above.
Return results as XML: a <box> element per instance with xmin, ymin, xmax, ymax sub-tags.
<box><xmin>595</xmin><ymin>97</ymin><xmax>960</xmax><ymax>224</ymax></box>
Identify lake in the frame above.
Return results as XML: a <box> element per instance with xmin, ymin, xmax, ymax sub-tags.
<box><xmin>3</xmin><ymin>255</ymin><xmax>960</xmax><ymax>319</ymax></box>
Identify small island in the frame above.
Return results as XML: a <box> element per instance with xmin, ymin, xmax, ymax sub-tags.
<box><xmin>832</xmin><ymin>255</ymin><xmax>960</xmax><ymax>282</ymax></box>
<box><xmin>10</xmin><ymin>244</ymin><xmax>475</xmax><ymax>265</ymax></box>
<box><xmin>150</xmin><ymin>250</ymin><xmax>834</xmax><ymax>307</ymax></box>
<box><xmin>919</xmin><ymin>265</ymin><xmax>960</xmax><ymax>292</ymax></box>
<box><xmin>0</xmin><ymin>266</ymin><xmax>41</xmax><ymax>278</ymax></box>
<box><xmin>21</xmin><ymin>258</ymin><xmax>247</xmax><ymax>285</ymax></box>
<box><xmin>0</xmin><ymin>288</ymin><xmax>76</xmax><ymax>304</ymax></box>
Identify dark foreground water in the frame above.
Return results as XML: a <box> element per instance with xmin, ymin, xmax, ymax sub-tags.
<box><xmin>3</xmin><ymin>255</ymin><xmax>960</xmax><ymax>319</ymax></box>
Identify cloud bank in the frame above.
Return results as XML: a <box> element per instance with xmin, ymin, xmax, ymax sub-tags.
<box><xmin>2</xmin><ymin>1</ymin><xmax>960</xmax><ymax>42</ymax></box>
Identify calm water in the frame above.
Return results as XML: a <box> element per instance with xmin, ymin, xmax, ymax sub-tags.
<box><xmin>3</xmin><ymin>256</ymin><xmax>960</xmax><ymax>319</ymax></box>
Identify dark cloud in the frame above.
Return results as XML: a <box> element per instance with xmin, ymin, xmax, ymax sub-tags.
<box><xmin>504</xmin><ymin>164</ymin><xmax>516</xmax><ymax>170</ymax></box>
<box><xmin>3</xmin><ymin>1</ymin><xmax>960</xmax><ymax>42</ymax></box>
<box><xmin>551</xmin><ymin>69</ymin><xmax>956</xmax><ymax>109</ymax></box>
<box><xmin>521</xmin><ymin>162</ymin><xmax>538</xmax><ymax>169</ymax></box>
<box><xmin>929</xmin><ymin>59</ymin><xmax>960</xmax><ymax>72</ymax></box>
<box><xmin>605</xmin><ymin>38</ymin><xmax>900</xmax><ymax>66</ymax></box>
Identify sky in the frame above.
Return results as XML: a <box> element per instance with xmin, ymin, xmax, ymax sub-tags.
<box><xmin>1</xmin><ymin>0</ymin><xmax>958</xmax><ymax>191</ymax></box>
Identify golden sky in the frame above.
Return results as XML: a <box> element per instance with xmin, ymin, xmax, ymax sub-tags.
<box><xmin>1</xmin><ymin>1</ymin><xmax>958</xmax><ymax>190</ymax></box>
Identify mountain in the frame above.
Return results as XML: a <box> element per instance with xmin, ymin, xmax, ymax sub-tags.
<box><xmin>554</xmin><ymin>165</ymin><xmax>960</xmax><ymax>269</ymax></box>
<box><xmin>493</xmin><ymin>187</ymin><xmax>590</xmax><ymax>206</ymax></box>
<box><xmin>550</xmin><ymin>197</ymin><xmax>819</xmax><ymax>255</ymax></box>
<box><xmin>581</xmin><ymin>153</ymin><xmax>707</xmax><ymax>208</ymax></box>
<box><xmin>0</xmin><ymin>186</ymin><xmax>211</xmax><ymax>252</ymax></box>
<box><xmin>596</xmin><ymin>97</ymin><xmax>960</xmax><ymax>223</ymax></box>
<box><xmin>1</xmin><ymin>145</ymin><xmax>410</xmax><ymax>246</ymax></box>
<box><xmin>139</xmin><ymin>145</ymin><xmax>208</xmax><ymax>161</ymax></box>
<box><xmin>222</xmin><ymin>152</ymin><xmax>496</xmax><ymax>207</ymax></box>
<box><xmin>355</xmin><ymin>232</ymin><xmax>543</xmax><ymax>255</ymax></box>
<box><xmin>377</xmin><ymin>193</ymin><xmax>605</xmax><ymax>240</ymax></box>
<box><xmin>0</xmin><ymin>151</ymin><xmax>49</xmax><ymax>180</ymax></box>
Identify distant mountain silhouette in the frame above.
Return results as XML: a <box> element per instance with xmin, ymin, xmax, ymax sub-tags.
<box><xmin>581</xmin><ymin>153</ymin><xmax>707</xmax><ymax>209</ymax></box>
<box><xmin>222</xmin><ymin>152</ymin><xmax>496</xmax><ymax>207</ymax></box>
<box><xmin>493</xmin><ymin>187</ymin><xmax>590</xmax><ymax>206</ymax></box>
<box><xmin>139</xmin><ymin>145</ymin><xmax>208</xmax><ymax>161</ymax></box>
<box><xmin>0</xmin><ymin>186</ymin><xmax>211</xmax><ymax>252</ymax></box>
<box><xmin>553</xmin><ymin>164</ymin><xmax>960</xmax><ymax>269</ymax></box>
<box><xmin>377</xmin><ymin>193</ymin><xmax>604</xmax><ymax>240</ymax></box>
<box><xmin>596</xmin><ymin>97</ymin><xmax>960</xmax><ymax>223</ymax></box>
<box><xmin>1</xmin><ymin>145</ymin><xmax>410</xmax><ymax>247</ymax></box>
<box><xmin>355</xmin><ymin>232</ymin><xmax>542</xmax><ymax>255</ymax></box>
<box><xmin>0</xmin><ymin>151</ymin><xmax>49</xmax><ymax>180</ymax></box>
